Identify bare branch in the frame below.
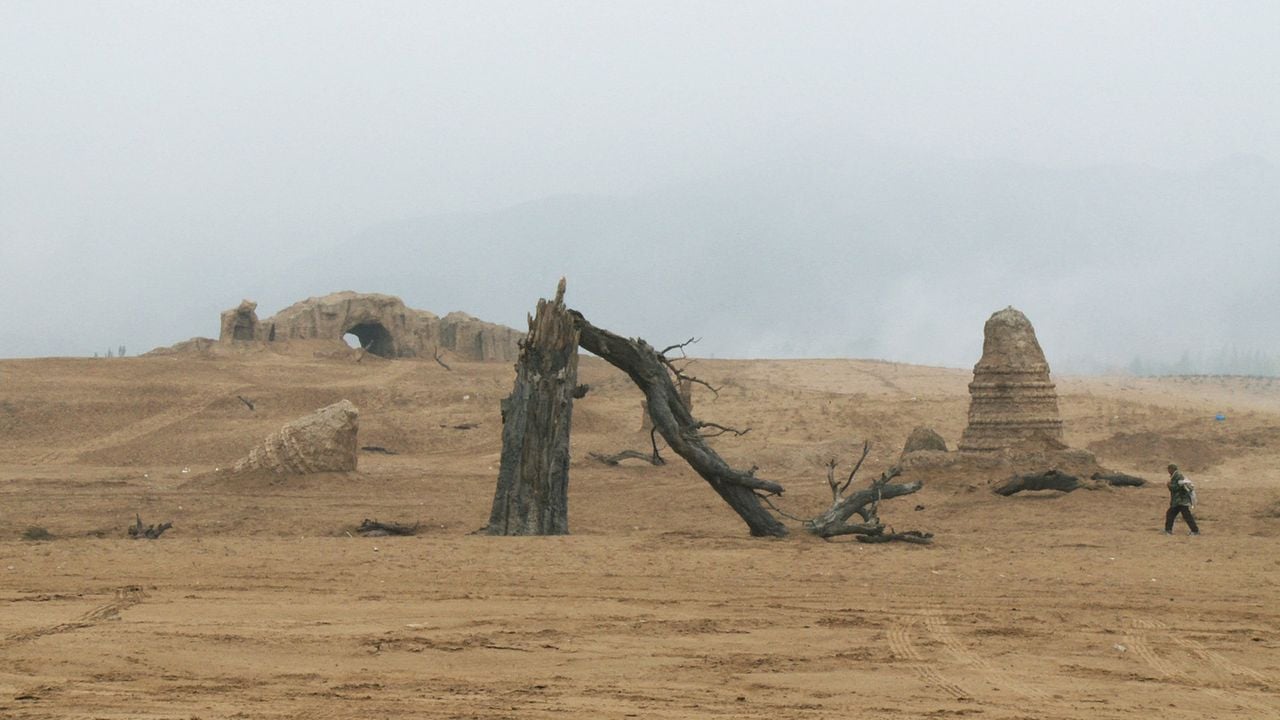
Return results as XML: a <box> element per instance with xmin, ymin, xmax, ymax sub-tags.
<box><xmin>433</xmin><ymin>348</ymin><xmax>453</xmax><ymax>371</ymax></box>
<box><xmin>588</xmin><ymin>450</ymin><xmax>666</xmax><ymax>466</ymax></box>
<box><xmin>659</xmin><ymin>337</ymin><xmax>699</xmax><ymax>357</ymax></box>
<box><xmin>839</xmin><ymin>440</ymin><xmax>871</xmax><ymax>495</ymax></box>
<box><xmin>657</xmin><ymin>354</ymin><xmax>721</xmax><ymax>398</ymax></box>
<box><xmin>649</xmin><ymin>427</ymin><xmax>665</xmax><ymax>464</ymax></box>
<box><xmin>754</xmin><ymin>491</ymin><xmax>809</xmax><ymax>523</ymax></box>
<box><xmin>697</xmin><ymin>421</ymin><xmax>751</xmax><ymax>438</ymax></box>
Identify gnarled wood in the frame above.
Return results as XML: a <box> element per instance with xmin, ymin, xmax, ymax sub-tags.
<box><xmin>1091</xmin><ymin>471</ymin><xmax>1146</xmax><ymax>487</ymax></box>
<box><xmin>588</xmin><ymin>450</ymin><xmax>665</xmax><ymax>466</ymax></box>
<box><xmin>570</xmin><ymin>311</ymin><xmax>788</xmax><ymax>537</ymax></box>
<box><xmin>993</xmin><ymin>469</ymin><xmax>1082</xmax><ymax>496</ymax></box>
<box><xmin>805</xmin><ymin>461</ymin><xmax>926</xmax><ymax>540</ymax></box>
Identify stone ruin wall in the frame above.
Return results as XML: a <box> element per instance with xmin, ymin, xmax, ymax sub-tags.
<box><xmin>959</xmin><ymin>306</ymin><xmax>1065</xmax><ymax>452</ymax></box>
<box><xmin>218</xmin><ymin>291</ymin><xmax>521</xmax><ymax>362</ymax></box>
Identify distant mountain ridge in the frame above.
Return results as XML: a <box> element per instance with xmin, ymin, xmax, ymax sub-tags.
<box><xmin>287</xmin><ymin>149</ymin><xmax>1280</xmax><ymax>370</ymax></box>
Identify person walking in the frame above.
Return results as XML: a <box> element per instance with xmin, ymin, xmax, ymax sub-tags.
<box><xmin>1164</xmin><ymin>463</ymin><xmax>1200</xmax><ymax>536</ymax></box>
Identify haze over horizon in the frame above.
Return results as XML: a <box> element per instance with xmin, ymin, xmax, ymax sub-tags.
<box><xmin>3</xmin><ymin>1</ymin><xmax>1278</xmax><ymax>372</ymax></box>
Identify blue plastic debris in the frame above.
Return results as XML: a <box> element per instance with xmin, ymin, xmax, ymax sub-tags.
<box><xmin>1215</xmin><ymin>413</ymin><xmax>1226</xmax><ymax>421</ymax></box>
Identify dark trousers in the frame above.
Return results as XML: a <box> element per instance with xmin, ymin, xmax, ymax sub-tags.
<box><xmin>1165</xmin><ymin>505</ymin><xmax>1199</xmax><ymax>533</ymax></box>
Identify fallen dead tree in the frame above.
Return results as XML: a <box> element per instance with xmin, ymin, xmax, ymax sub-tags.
<box><xmin>128</xmin><ymin>514</ymin><xmax>172</xmax><ymax>539</ymax></box>
<box><xmin>994</xmin><ymin>469</ymin><xmax>1147</xmax><ymax>496</ymax></box>
<box><xmin>482</xmin><ymin>281</ymin><xmax>930</xmax><ymax>541</ymax></box>
<box><xmin>785</xmin><ymin>442</ymin><xmax>929</xmax><ymax>543</ymax></box>
<box><xmin>572</xmin><ymin>310</ymin><xmax>788</xmax><ymax>537</ymax></box>
<box><xmin>588</xmin><ymin>449</ymin><xmax>665</xmax><ymax>466</ymax></box>
<box><xmin>1091</xmin><ymin>472</ymin><xmax>1146</xmax><ymax>487</ymax></box>
<box><xmin>356</xmin><ymin>519</ymin><xmax>419</xmax><ymax>537</ymax></box>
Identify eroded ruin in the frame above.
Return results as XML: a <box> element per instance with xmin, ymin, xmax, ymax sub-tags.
<box><xmin>231</xmin><ymin>400</ymin><xmax>360</xmax><ymax>475</ymax></box>
<box><xmin>958</xmin><ymin>306</ymin><xmax>1064</xmax><ymax>453</ymax></box>
<box><xmin>216</xmin><ymin>291</ymin><xmax>520</xmax><ymax>361</ymax></box>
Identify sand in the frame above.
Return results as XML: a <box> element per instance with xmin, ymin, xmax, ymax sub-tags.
<box><xmin>1</xmin><ymin>348</ymin><xmax>1277</xmax><ymax>719</ymax></box>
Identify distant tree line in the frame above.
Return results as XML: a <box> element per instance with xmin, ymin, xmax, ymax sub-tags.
<box><xmin>1128</xmin><ymin>346</ymin><xmax>1280</xmax><ymax>378</ymax></box>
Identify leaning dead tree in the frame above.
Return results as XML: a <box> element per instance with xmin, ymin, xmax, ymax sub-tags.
<box><xmin>483</xmin><ymin>282</ymin><xmax>926</xmax><ymax>540</ymax></box>
<box><xmin>571</xmin><ymin>311</ymin><xmax>789</xmax><ymax>536</ymax></box>
<box><xmin>483</xmin><ymin>280</ymin><xmax>580</xmax><ymax>535</ymax></box>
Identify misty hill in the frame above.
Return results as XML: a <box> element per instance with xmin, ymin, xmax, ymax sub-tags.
<box><xmin>291</xmin><ymin>149</ymin><xmax>1280</xmax><ymax>371</ymax></box>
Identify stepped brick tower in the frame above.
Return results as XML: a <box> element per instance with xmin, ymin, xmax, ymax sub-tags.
<box><xmin>959</xmin><ymin>307</ymin><xmax>1064</xmax><ymax>452</ymax></box>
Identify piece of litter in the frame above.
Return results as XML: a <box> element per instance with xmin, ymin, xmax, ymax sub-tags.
<box><xmin>1113</xmin><ymin>644</ymin><xmax>1127</xmax><ymax>652</ymax></box>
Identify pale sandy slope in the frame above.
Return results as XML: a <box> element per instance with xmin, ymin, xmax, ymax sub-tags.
<box><xmin>0</xmin><ymin>348</ymin><xmax>1277</xmax><ymax>719</ymax></box>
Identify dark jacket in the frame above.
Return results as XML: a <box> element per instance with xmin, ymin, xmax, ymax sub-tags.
<box><xmin>1168</xmin><ymin>470</ymin><xmax>1195</xmax><ymax>507</ymax></box>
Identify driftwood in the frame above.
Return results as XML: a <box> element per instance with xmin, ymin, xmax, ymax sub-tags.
<box><xmin>570</xmin><ymin>310</ymin><xmax>788</xmax><ymax>537</ymax></box>
<box><xmin>485</xmin><ymin>280</ymin><xmax>579</xmax><ymax>535</ymax></box>
<box><xmin>237</xmin><ymin>395</ymin><xmax>255</xmax><ymax>411</ymax></box>
<box><xmin>357</xmin><ymin>519</ymin><xmax>419</xmax><ymax>537</ymax></box>
<box><xmin>361</xmin><ymin>445</ymin><xmax>398</xmax><ymax>455</ymax></box>
<box><xmin>802</xmin><ymin>442</ymin><xmax>928</xmax><ymax>542</ymax></box>
<box><xmin>993</xmin><ymin>470</ymin><xmax>1083</xmax><ymax>495</ymax></box>
<box><xmin>995</xmin><ymin>469</ymin><xmax>1148</xmax><ymax>496</ymax></box>
<box><xmin>128</xmin><ymin>514</ymin><xmax>171</xmax><ymax>539</ymax></box>
<box><xmin>1091</xmin><ymin>472</ymin><xmax>1146</xmax><ymax>487</ymax></box>
<box><xmin>588</xmin><ymin>449</ymin><xmax>666</xmax><ymax>466</ymax></box>
<box><xmin>857</xmin><ymin>530</ymin><xmax>934</xmax><ymax>545</ymax></box>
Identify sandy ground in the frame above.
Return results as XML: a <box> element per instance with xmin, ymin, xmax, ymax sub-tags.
<box><xmin>1</xmin><ymin>346</ymin><xmax>1278</xmax><ymax>719</ymax></box>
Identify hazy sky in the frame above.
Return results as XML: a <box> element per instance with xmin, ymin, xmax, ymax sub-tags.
<box><xmin>2</xmin><ymin>1</ymin><xmax>1278</xmax><ymax>365</ymax></box>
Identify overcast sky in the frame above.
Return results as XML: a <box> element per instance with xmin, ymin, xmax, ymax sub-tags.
<box><xmin>2</xmin><ymin>1</ymin><xmax>1278</xmax><ymax>367</ymax></box>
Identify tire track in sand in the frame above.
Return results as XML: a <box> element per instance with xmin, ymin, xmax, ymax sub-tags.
<box><xmin>922</xmin><ymin>611</ymin><xmax>1052</xmax><ymax>701</ymax></box>
<box><xmin>886</xmin><ymin>616</ymin><xmax>970</xmax><ymax>700</ymax></box>
<box><xmin>1145</xmin><ymin>618</ymin><xmax>1270</xmax><ymax>685</ymax></box>
<box><xmin>1</xmin><ymin>586</ymin><xmax>145</xmax><ymax>648</ymax></box>
<box><xmin>1125</xmin><ymin>617</ymin><xmax>1277</xmax><ymax>717</ymax></box>
<box><xmin>29</xmin><ymin>389</ymin><xmax>243</xmax><ymax>464</ymax></box>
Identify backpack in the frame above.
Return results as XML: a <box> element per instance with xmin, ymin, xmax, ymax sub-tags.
<box><xmin>1183</xmin><ymin>475</ymin><xmax>1198</xmax><ymax>507</ymax></box>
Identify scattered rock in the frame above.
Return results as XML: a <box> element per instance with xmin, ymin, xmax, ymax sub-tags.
<box><xmin>901</xmin><ymin>426</ymin><xmax>948</xmax><ymax>456</ymax></box>
<box><xmin>232</xmin><ymin>400</ymin><xmax>360</xmax><ymax>475</ymax></box>
<box><xmin>21</xmin><ymin>526</ymin><xmax>53</xmax><ymax>541</ymax></box>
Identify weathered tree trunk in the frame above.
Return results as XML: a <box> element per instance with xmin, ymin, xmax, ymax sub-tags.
<box><xmin>995</xmin><ymin>470</ymin><xmax>1148</xmax><ymax>496</ymax></box>
<box><xmin>571</xmin><ymin>311</ymin><xmax>789</xmax><ymax>537</ymax></box>
<box><xmin>1091</xmin><ymin>472</ymin><xmax>1146</xmax><ymax>487</ymax></box>
<box><xmin>992</xmin><ymin>469</ymin><xmax>1082</xmax><ymax>496</ymax></box>
<box><xmin>485</xmin><ymin>280</ymin><xmax>579</xmax><ymax>535</ymax></box>
<box><xmin>642</xmin><ymin>377</ymin><xmax>691</xmax><ymax>432</ymax></box>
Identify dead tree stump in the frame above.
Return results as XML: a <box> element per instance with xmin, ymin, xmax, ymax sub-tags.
<box><xmin>484</xmin><ymin>279</ymin><xmax>580</xmax><ymax>535</ymax></box>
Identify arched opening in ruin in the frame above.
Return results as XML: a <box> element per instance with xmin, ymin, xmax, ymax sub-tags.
<box><xmin>344</xmin><ymin>322</ymin><xmax>396</xmax><ymax>358</ymax></box>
